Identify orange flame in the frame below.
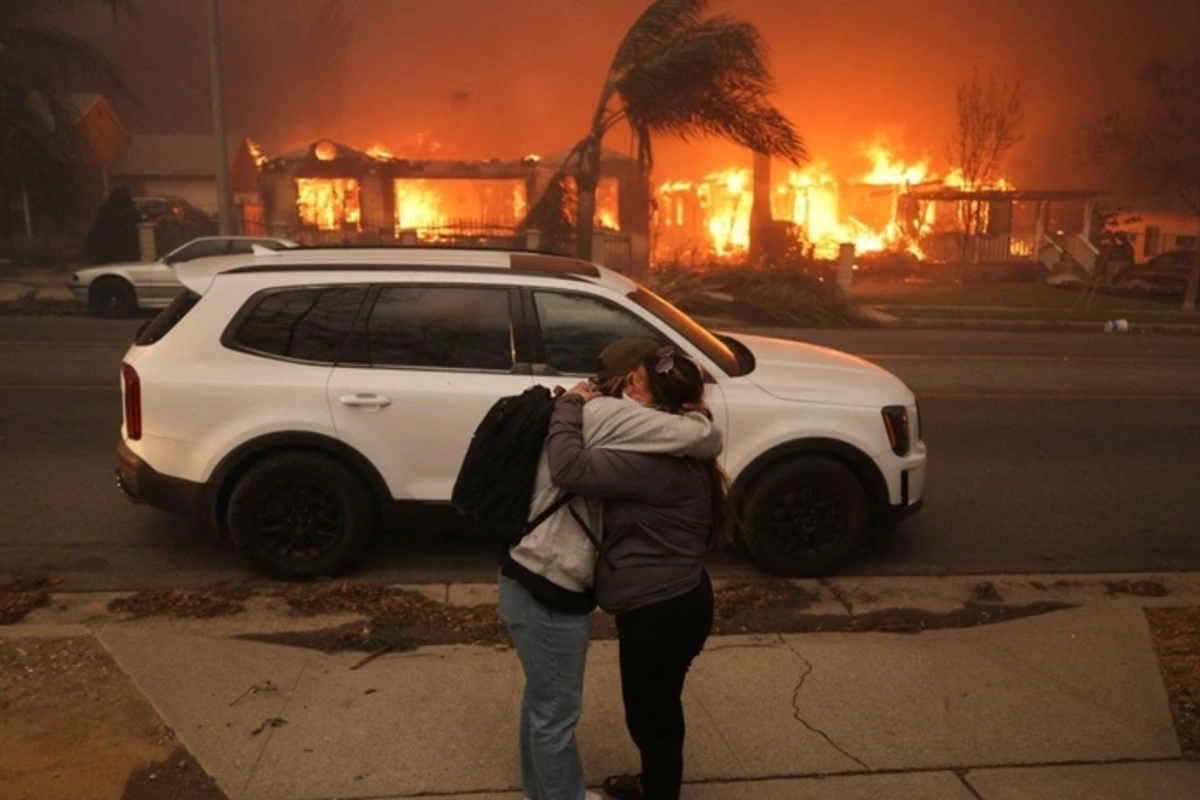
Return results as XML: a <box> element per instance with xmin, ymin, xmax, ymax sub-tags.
<box><xmin>366</xmin><ymin>144</ymin><xmax>396</xmax><ymax>161</ymax></box>
<box><xmin>297</xmin><ymin>178</ymin><xmax>361</xmax><ymax>231</ymax></box>
<box><xmin>657</xmin><ymin>141</ymin><xmax>1010</xmax><ymax>261</ymax></box>
<box><xmin>247</xmin><ymin>139</ymin><xmax>268</xmax><ymax>168</ymax></box>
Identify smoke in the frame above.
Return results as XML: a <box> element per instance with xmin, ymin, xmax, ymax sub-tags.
<box><xmin>61</xmin><ymin>0</ymin><xmax>1200</xmax><ymax>186</ymax></box>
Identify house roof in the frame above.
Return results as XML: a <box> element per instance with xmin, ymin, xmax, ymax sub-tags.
<box><xmin>543</xmin><ymin>146</ymin><xmax>639</xmax><ymax>168</ymax></box>
<box><xmin>113</xmin><ymin>134</ymin><xmax>249</xmax><ymax>177</ymax></box>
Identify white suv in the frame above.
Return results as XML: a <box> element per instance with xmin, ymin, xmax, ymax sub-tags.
<box><xmin>116</xmin><ymin>247</ymin><xmax>927</xmax><ymax>580</ymax></box>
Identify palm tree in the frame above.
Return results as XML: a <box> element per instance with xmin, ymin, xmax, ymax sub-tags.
<box><xmin>0</xmin><ymin>0</ymin><xmax>135</xmax><ymax>248</ymax></box>
<box><xmin>556</xmin><ymin>0</ymin><xmax>806</xmax><ymax>261</ymax></box>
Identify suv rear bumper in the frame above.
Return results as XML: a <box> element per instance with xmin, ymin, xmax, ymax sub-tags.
<box><xmin>116</xmin><ymin>441</ymin><xmax>206</xmax><ymax>519</ymax></box>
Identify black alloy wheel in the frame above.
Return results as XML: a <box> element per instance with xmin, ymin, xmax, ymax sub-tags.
<box><xmin>253</xmin><ymin>480</ymin><xmax>343</xmax><ymax>562</ymax></box>
<box><xmin>226</xmin><ymin>451</ymin><xmax>375</xmax><ymax>581</ymax></box>
<box><xmin>740</xmin><ymin>456</ymin><xmax>871</xmax><ymax>577</ymax></box>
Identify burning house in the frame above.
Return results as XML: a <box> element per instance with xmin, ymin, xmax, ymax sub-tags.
<box><xmin>260</xmin><ymin>140</ymin><xmax>652</xmax><ymax>273</ymax></box>
<box><xmin>655</xmin><ymin>142</ymin><xmax>1102</xmax><ymax>276</ymax></box>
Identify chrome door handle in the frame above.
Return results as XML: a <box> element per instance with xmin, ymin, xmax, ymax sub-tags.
<box><xmin>339</xmin><ymin>393</ymin><xmax>392</xmax><ymax>408</ymax></box>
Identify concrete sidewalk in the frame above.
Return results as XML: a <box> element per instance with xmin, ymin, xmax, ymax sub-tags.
<box><xmin>0</xmin><ymin>266</ymin><xmax>75</xmax><ymax>302</ymax></box>
<box><xmin>8</xmin><ymin>592</ymin><xmax>1199</xmax><ymax>800</ymax></box>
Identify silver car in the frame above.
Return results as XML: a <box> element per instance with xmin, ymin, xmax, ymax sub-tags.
<box><xmin>70</xmin><ymin>236</ymin><xmax>301</xmax><ymax>317</ymax></box>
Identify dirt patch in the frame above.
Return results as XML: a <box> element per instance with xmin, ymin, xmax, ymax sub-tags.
<box><xmin>713</xmin><ymin>580</ymin><xmax>820</xmax><ymax>633</ymax></box>
<box><xmin>0</xmin><ymin>636</ymin><xmax>227</xmax><ymax>800</ymax></box>
<box><xmin>121</xmin><ymin>747</ymin><xmax>226</xmax><ymax>800</ymax></box>
<box><xmin>107</xmin><ymin>583</ymin><xmax>255</xmax><ymax>619</ymax></box>
<box><xmin>1107</xmin><ymin>579</ymin><xmax>1170</xmax><ymax>598</ymax></box>
<box><xmin>0</xmin><ymin>577</ymin><xmax>56</xmax><ymax>624</ymax></box>
<box><xmin>1146</xmin><ymin>606</ymin><xmax>1200</xmax><ymax>760</ymax></box>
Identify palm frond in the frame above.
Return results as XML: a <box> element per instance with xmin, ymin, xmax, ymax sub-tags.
<box><xmin>614</xmin><ymin>16</ymin><xmax>805</xmax><ymax>162</ymax></box>
<box><xmin>2</xmin><ymin>22</ymin><xmax>133</xmax><ymax>97</ymax></box>
<box><xmin>0</xmin><ymin>0</ymin><xmax>137</xmax><ymax>22</ymax></box>
<box><xmin>611</xmin><ymin>0</ymin><xmax>710</xmax><ymax>77</ymax></box>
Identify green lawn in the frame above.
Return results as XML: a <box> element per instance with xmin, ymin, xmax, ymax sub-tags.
<box><xmin>851</xmin><ymin>281</ymin><xmax>1181</xmax><ymax>312</ymax></box>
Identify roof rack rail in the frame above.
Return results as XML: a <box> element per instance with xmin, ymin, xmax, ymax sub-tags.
<box><xmin>289</xmin><ymin>243</ymin><xmax>571</xmax><ymax>258</ymax></box>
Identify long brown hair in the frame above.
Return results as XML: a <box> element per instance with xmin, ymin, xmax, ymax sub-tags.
<box><xmin>637</xmin><ymin>348</ymin><xmax>735</xmax><ymax>550</ymax></box>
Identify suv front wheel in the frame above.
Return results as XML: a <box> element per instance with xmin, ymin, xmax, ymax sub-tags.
<box><xmin>226</xmin><ymin>451</ymin><xmax>375</xmax><ymax>581</ymax></box>
<box><xmin>740</xmin><ymin>456</ymin><xmax>871</xmax><ymax>577</ymax></box>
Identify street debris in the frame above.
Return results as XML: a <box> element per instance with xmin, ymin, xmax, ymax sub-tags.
<box><xmin>229</xmin><ymin>680</ymin><xmax>280</xmax><ymax>706</ymax></box>
<box><xmin>1106</xmin><ymin>579</ymin><xmax>1170</xmax><ymax>598</ymax></box>
<box><xmin>0</xmin><ymin>577</ymin><xmax>54</xmax><ymax>625</ymax></box>
<box><xmin>972</xmin><ymin>581</ymin><xmax>1003</xmax><ymax>603</ymax></box>
<box><xmin>250</xmin><ymin>717</ymin><xmax>288</xmax><ymax>736</ymax></box>
<box><xmin>107</xmin><ymin>583</ymin><xmax>255</xmax><ymax>619</ymax></box>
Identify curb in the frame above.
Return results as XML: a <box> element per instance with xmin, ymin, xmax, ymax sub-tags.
<box><xmin>5</xmin><ymin>572</ymin><xmax>1196</xmax><ymax>637</ymax></box>
<box><xmin>880</xmin><ymin>317</ymin><xmax>1200</xmax><ymax>336</ymax></box>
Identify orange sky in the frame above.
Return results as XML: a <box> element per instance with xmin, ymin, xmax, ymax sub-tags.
<box><xmin>66</xmin><ymin>0</ymin><xmax>1200</xmax><ymax>187</ymax></box>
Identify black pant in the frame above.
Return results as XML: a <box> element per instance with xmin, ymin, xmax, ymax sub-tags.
<box><xmin>614</xmin><ymin>572</ymin><xmax>713</xmax><ymax>800</ymax></box>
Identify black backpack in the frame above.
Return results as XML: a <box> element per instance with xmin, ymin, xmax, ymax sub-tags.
<box><xmin>452</xmin><ymin>385</ymin><xmax>565</xmax><ymax>546</ymax></box>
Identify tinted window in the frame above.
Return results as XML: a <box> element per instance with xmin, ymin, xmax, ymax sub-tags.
<box><xmin>136</xmin><ymin>290</ymin><xmax>200</xmax><ymax>346</ymax></box>
<box><xmin>232</xmin><ymin>287</ymin><xmax>367</xmax><ymax>362</ymax></box>
<box><xmin>533</xmin><ymin>291</ymin><xmax>665</xmax><ymax>375</ymax></box>
<box><xmin>168</xmin><ymin>239</ymin><xmax>228</xmax><ymax>263</ymax></box>
<box><xmin>627</xmin><ymin>287</ymin><xmax>742</xmax><ymax>376</ymax></box>
<box><xmin>361</xmin><ymin>287</ymin><xmax>513</xmax><ymax>371</ymax></box>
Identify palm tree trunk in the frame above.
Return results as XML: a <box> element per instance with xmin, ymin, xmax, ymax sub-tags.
<box><xmin>575</xmin><ymin>140</ymin><xmax>600</xmax><ymax>261</ymax></box>
<box><xmin>575</xmin><ymin>79</ymin><xmax>615</xmax><ymax>262</ymax></box>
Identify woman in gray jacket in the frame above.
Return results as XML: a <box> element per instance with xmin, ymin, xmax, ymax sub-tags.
<box><xmin>548</xmin><ymin>346</ymin><xmax>732</xmax><ymax>800</ymax></box>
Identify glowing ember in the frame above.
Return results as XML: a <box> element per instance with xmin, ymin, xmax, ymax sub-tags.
<box><xmin>247</xmin><ymin>139</ymin><xmax>268</xmax><ymax>168</ymax></box>
<box><xmin>313</xmin><ymin>141</ymin><xmax>339</xmax><ymax>162</ymax></box>
<box><xmin>366</xmin><ymin>144</ymin><xmax>396</xmax><ymax>161</ymax></box>
<box><xmin>297</xmin><ymin>178</ymin><xmax>361</xmax><ymax>231</ymax></box>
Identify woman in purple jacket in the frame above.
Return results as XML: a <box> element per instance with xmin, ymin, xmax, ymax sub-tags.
<box><xmin>548</xmin><ymin>346</ymin><xmax>733</xmax><ymax>800</ymax></box>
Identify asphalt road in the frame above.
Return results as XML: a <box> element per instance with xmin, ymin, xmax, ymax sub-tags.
<box><xmin>2</xmin><ymin>315</ymin><xmax>1199</xmax><ymax>591</ymax></box>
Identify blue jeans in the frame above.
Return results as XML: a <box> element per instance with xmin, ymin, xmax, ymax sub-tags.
<box><xmin>498</xmin><ymin>575</ymin><xmax>591</xmax><ymax>800</ymax></box>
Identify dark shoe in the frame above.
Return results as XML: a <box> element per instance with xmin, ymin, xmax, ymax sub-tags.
<box><xmin>602</xmin><ymin>773</ymin><xmax>643</xmax><ymax>799</ymax></box>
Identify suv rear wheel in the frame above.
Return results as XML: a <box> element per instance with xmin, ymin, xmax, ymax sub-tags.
<box><xmin>226</xmin><ymin>451</ymin><xmax>375</xmax><ymax>581</ymax></box>
<box><xmin>740</xmin><ymin>456</ymin><xmax>871</xmax><ymax>577</ymax></box>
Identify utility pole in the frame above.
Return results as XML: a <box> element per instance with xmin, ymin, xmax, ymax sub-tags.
<box><xmin>207</xmin><ymin>0</ymin><xmax>233</xmax><ymax>234</ymax></box>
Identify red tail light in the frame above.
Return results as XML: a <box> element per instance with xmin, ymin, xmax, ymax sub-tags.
<box><xmin>122</xmin><ymin>363</ymin><xmax>142</xmax><ymax>440</ymax></box>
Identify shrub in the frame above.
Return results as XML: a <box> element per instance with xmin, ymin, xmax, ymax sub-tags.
<box><xmin>82</xmin><ymin>188</ymin><xmax>140</xmax><ymax>265</ymax></box>
<box><xmin>646</xmin><ymin>259</ymin><xmax>869</xmax><ymax>327</ymax></box>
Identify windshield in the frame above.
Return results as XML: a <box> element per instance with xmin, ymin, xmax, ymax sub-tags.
<box><xmin>627</xmin><ymin>286</ymin><xmax>743</xmax><ymax>377</ymax></box>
